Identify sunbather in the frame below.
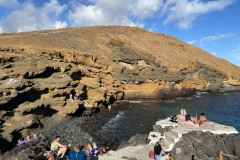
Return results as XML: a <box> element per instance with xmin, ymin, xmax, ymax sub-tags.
<box><xmin>195</xmin><ymin>113</ymin><xmax>207</xmax><ymax>126</ymax></box>
<box><xmin>86</xmin><ymin>142</ymin><xmax>99</xmax><ymax>160</ymax></box>
<box><xmin>26</xmin><ymin>135</ymin><xmax>32</xmax><ymax>141</ymax></box>
<box><xmin>33</xmin><ymin>147</ymin><xmax>55</xmax><ymax>160</ymax></box>
<box><xmin>67</xmin><ymin>144</ymin><xmax>87</xmax><ymax>160</ymax></box>
<box><xmin>21</xmin><ymin>120</ymin><xmax>32</xmax><ymax>126</ymax></box>
<box><xmin>176</xmin><ymin>109</ymin><xmax>193</xmax><ymax>121</ymax></box>
<box><xmin>16</xmin><ymin>138</ymin><xmax>28</xmax><ymax>146</ymax></box>
<box><xmin>50</xmin><ymin>136</ymin><xmax>68</xmax><ymax>159</ymax></box>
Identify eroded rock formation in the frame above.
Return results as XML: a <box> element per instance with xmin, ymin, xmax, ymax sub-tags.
<box><xmin>0</xmin><ymin>26</ymin><xmax>239</xmax><ymax>152</ymax></box>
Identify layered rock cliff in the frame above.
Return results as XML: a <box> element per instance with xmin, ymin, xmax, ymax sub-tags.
<box><xmin>0</xmin><ymin>26</ymin><xmax>239</xmax><ymax>151</ymax></box>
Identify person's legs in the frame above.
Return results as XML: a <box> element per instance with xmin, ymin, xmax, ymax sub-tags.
<box><xmin>183</xmin><ymin>109</ymin><xmax>187</xmax><ymax>115</ymax></box>
<box><xmin>180</xmin><ymin>109</ymin><xmax>183</xmax><ymax>116</ymax></box>
<box><xmin>199</xmin><ymin>119</ymin><xmax>204</xmax><ymax>126</ymax></box>
<box><xmin>57</xmin><ymin>147</ymin><xmax>67</xmax><ymax>158</ymax></box>
<box><xmin>92</xmin><ymin>142</ymin><xmax>99</xmax><ymax>154</ymax></box>
<box><xmin>48</xmin><ymin>155</ymin><xmax>54</xmax><ymax>160</ymax></box>
<box><xmin>177</xmin><ymin>114</ymin><xmax>185</xmax><ymax>121</ymax></box>
<box><xmin>92</xmin><ymin>142</ymin><xmax>98</xmax><ymax>149</ymax></box>
<box><xmin>87</xmin><ymin>144</ymin><xmax>92</xmax><ymax>154</ymax></box>
<box><xmin>160</xmin><ymin>155</ymin><xmax>169</xmax><ymax>160</ymax></box>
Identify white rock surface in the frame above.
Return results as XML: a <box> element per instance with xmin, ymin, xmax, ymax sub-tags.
<box><xmin>99</xmin><ymin>118</ymin><xmax>239</xmax><ymax>160</ymax></box>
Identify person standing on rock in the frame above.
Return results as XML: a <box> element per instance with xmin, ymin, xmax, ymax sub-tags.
<box><xmin>50</xmin><ymin>136</ymin><xmax>68</xmax><ymax>159</ymax></box>
<box><xmin>67</xmin><ymin>144</ymin><xmax>87</xmax><ymax>160</ymax></box>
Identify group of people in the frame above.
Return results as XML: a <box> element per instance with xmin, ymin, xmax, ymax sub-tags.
<box><xmin>154</xmin><ymin>138</ymin><xmax>173</xmax><ymax>160</ymax></box>
<box><xmin>7</xmin><ymin>78</ymin><xmax>21</xmax><ymax>84</ymax></box>
<box><xmin>175</xmin><ymin>109</ymin><xmax>207</xmax><ymax>126</ymax></box>
<box><xmin>34</xmin><ymin>136</ymin><xmax>107</xmax><ymax>160</ymax></box>
<box><xmin>69</xmin><ymin>93</ymin><xmax>78</xmax><ymax>102</ymax></box>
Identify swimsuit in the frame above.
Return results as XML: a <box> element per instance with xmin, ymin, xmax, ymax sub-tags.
<box><xmin>90</xmin><ymin>148</ymin><xmax>99</xmax><ymax>154</ymax></box>
<box><xmin>51</xmin><ymin>146</ymin><xmax>59</xmax><ymax>152</ymax></box>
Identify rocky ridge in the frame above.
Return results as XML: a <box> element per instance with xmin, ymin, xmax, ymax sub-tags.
<box><xmin>0</xmin><ymin>26</ymin><xmax>240</xmax><ymax>153</ymax></box>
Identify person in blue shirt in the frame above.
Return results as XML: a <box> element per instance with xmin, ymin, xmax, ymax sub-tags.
<box><xmin>68</xmin><ymin>145</ymin><xmax>87</xmax><ymax>160</ymax></box>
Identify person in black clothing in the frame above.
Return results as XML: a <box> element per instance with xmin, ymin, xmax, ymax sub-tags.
<box><xmin>154</xmin><ymin>138</ymin><xmax>164</xmax><ymax>160</ymax></box>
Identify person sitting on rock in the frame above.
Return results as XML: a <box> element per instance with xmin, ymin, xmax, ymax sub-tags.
<box><xmin>33</xmin><ymin>147</ymin><xmax>55</xmax><ymax>160</ymax></box>
<box><xmin>67</xmin><ymin>144</ymin><xmax>87</xmax><ymax>160</ymax></box>
<box><xmin>195</xmin><ymin>113</ymin><xmax>207</xmax><ymax>126</ymax></box>
<box><xmin>86</xmin><ymin>142</ymin><xmax>99</xmax><ymax>160</ymax></box>
<box><xmin>26</xmin><ymin>135</ymin><xmax>33</xmax><ymax>141</ymax></box>
<box><xmin>50</xmin><ymin>136</ymin><xmax>68</xmax><ymax>159</ymax></box>
<box><xmin>32</xmin><ymin>134</ymin><xmax>38</xmax><ymax>141</ymax></box>
<box><xmin>154</xmin><ymin>139</ymin><xmax>173</xmax><ymax>160</ymax></box>
<box><xmin>154</xmin><ymin>139</ymin><xmax>164</xmax><ymax>160</ymax></box>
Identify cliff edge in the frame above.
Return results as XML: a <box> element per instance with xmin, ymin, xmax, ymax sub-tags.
<box><xmin>0</xmin><ymin>26</ymin><xmax>239</xmax><ymax>151</ymax></box>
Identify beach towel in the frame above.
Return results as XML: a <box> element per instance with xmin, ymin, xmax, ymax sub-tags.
<box><xmin>178</xmin><ymin>120</ymin><xmax>212</xmax><ymax>127</ymax></box>
<box><xmin>148</xmin><ymin>132</ymin><xmax>161</xmax><ymax>142</ymax></box>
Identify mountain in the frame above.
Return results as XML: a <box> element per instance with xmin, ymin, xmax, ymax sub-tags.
<box><xmin>0</xmin><ymin>26</ymin><xmax>239</xmax><ymax>149</ymax></box>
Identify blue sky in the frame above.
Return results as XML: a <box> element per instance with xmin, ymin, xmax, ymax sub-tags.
<box><xmin>0</xmin><ymin>0</ymin><xmax>239</xmax><ymax>66</ymax></box>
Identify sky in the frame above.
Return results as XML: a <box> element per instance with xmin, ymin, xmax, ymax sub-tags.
<box><xmin>0</xmin><ymin>0</ymin><xmax>239</xmax><ymax>66</ymax></box>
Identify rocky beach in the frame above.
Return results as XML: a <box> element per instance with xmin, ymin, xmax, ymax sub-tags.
<box><xmin>0</xmin><ymin>26</ymin><xmax>240</xmax><ymax>159</ymax></box>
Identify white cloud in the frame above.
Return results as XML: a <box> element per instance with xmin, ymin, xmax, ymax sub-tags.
<box><xmin>0</xmin><ymin>0</ymin><xmax>236</xmax><ymax>33</ymax></box>
<box><xmin>186</xmin><ymin>40</ymin><xmax>197</xmax><ymax>45</ymax></box>
<box><xmin>200</xmin><ymin>33</ymin><xmax>235</xmax><ymax>43</ymax></box>
<box><xmin>0</xmin><ymin>0</ymin><xmax>18</xmax><ymax>7</ymax></box>
<box><xmin>210</xmin><ymin>52</ymin><xmax>217</xmax><ymax>56</ymax></box>
<box><xmin>130</xmin><ymin>0</ymin><xmax>163</xmax><ymax>20</ymax></box>
<box><xmin>186</xmin><ymin>33</ymin><xmax>236</xmax><ymax>45</ymax></box>
<box><xmin>68</xmin><ymin>0</ymin><xmax>162</xmax><ymax>27</ymax></box>
<box><xmin>161</xmin><ymin>0</ymin><xmax>234</xmax><ymax>29</ymax></box>
<box><xmin>0</xmin><ymin>0</ymin><xmax>67</xmax><ymax>33</ymax></box>
<box><xmin>54</xmin><ymin>21</ymin><xmax>67</xmax><ymax>29</ymax></box>
<box><xmin>232</xmin><ymin>48</ymin><xmax>240</xmax><ymax>52</ymax></box>
<box><xmin>0</xmin><ymin>27</ymin><xmax>2</xmax><ymax>33</ymax></box>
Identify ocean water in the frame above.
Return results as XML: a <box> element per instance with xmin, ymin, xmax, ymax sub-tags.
<box><xmin>101</xmin><ymin>92</ymin><xmax>240</xmax><ymax>143</ymax></box>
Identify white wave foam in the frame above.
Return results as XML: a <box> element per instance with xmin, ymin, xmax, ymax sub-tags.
<box><xmin>196</xmin><ymin>91</ymin><xmax>208</xmax><ymax>95</ymax></box>
<box><xmin>129</xmin><ymin>100</ymin><xmax>142</xmax><ymax>103</ymax></box>
<box><xmin>101</xmin><ymin>111</ymin><xmax>125</xmax><ymax>136</ymax></box>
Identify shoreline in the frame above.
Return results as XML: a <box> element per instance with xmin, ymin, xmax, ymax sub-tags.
<box><xmin>0</xmin><ymin>110</ymin><xmax>120</xmax><ymax>159</ymax></box>
<box><xmin>1</xmin><ymin>91</ymin><xmax>240</xmax><ymax>159</ymax></box>
<box><xmin>99</xmin><ymin>118</ymin><xmax>239</xmax><ymax>160</ymax></box>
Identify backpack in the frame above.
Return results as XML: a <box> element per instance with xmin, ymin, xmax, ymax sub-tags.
<box><xmin>154</xmin><ymin>142</ymin><xmax>162</xmax><ymax>155</ymax></box>
<box><xmin>149</xmin><ymin>150</ymin><xmax>154</xmax><ymax>159</ymax></box>
<box><xmin>170</xmin><ymin>115</ymin><xmax>177</xmax><ymax>123</ymax></box>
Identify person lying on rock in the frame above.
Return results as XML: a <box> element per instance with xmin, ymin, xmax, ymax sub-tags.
<box><xmin>33</xmin><ymin>147</ymin><xmax>55</xmax><ymax>160</ymax></box>
<box><xmin>67</xmin><ymin>144</ymin><xmax>87</xmax><ymax>160</ymax></box>
<box><xmin>51</xmin><ymin>136</ymin><xmax>70</xmax><ymax>159</ymax></box>
<box><xmin>176</xmin><ymin>109</ymin><xmax>194</xmax><ymax>121</ymax></box>
<box><xmin>86</xmin><ymin>142</ymin><xmax>99</xmax><ymax>160</ymax></box>
<box><xmin>16</xmin><ymin>138</ymin><xmax>28</xmax><ymax>146</ymax></box>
